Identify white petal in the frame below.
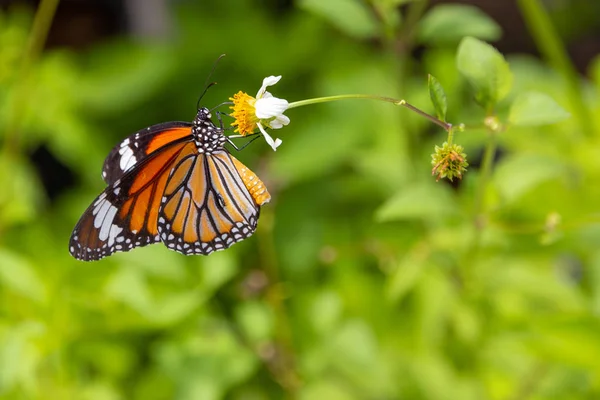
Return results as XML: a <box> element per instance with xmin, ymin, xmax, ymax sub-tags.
<box><xmin>258</xmin><ymin>123</ymin><xmax>282</xmax><ymax>151</ymax></box>
<box><xmin>255</xmin><ymin>97</ymin><xmax>289</xmax><ymax>119</ymax></box>
<box><xmin>257</xmin><ymin>75</ymin><xmax>282</xmax><ymax>98</ymax></box>
<box><xmin>268</xmin><ymin>114</ymin><xmax>290</xmax><ymax>129</ymax></box>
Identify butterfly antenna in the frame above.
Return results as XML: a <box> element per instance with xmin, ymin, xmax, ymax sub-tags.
<box><xmin>197</xmin><ymin>54</ymin><xmax>227</xmax><ymax>110</ymax></box>
<box><xmin>209</xmin><ymin>101</ymin><xmax>234</xmax><ymax>115</ymax></box>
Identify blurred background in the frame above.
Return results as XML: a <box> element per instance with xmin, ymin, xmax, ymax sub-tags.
<box><xmin>1</xmin><ymin>0</ymin><xmax>600</xmax><ymax>399</ymax></box>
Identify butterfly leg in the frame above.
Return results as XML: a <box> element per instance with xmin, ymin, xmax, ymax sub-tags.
<box><xmin>226</xmin><ymin>134</ymin><xmax>261</xmax><ymax>151</ymax></box>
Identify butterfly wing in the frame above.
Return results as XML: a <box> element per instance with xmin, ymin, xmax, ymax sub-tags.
<box><xmin>157</xmin><ymin>149</ymin><xmax>271</xmax><ymax>255</ymax></box>
<box><xmin>70</xmin><ymin>138</ymin><xmax>193</xmax><ymax>261</ymax></box>
<box><xmin>102</xmin><ymin>122</ymin><xmax>192</xmax><ymax>185</ymax></box>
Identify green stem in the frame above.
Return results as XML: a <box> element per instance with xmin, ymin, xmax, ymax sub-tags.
<box><xmin>401</xmin><ymin>0</ymin><xmax>430</xmax><ymax>47</ymax></box>
<box><xmin>3</xmin><ymin>0</ymin><xmax>60</xmax><ymax>155</ymax></box>
<box><xmin>473</xmin><ymin>131</ymin><xmax>498</xmax><ymax>228</ymax></box>
<box><xmin>0</xmin><ymin>0</ymin><xmax>59</xmax><ymax>239</ymax></box>
<box><xmin>517</xmin><ymin>0</ymin><xmax>592</xmax><ymax>138</ymax></box>
<box><xmin>288</xmin><ymin>94</ymin><xmax>451</xmax><ymax>132</ymax></box>
<box><xmin>447</xmin><ymin>126</ymin><xmax>455</xmax><ymax>146</ymax></box>
<box><xmin>256</xmin><ymin>209</ymin><xmax>300</xmax><ymax>393</ymax></box>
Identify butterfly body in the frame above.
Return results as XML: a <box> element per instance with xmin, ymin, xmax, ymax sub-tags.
<box><xmin>70</xmin><ymin>108</ymin><xmax>270</xmax><ymax>261</ymax></box>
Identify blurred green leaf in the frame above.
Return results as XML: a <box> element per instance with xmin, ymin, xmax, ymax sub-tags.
<box><xmin>416</xmin><ymin>269</ymin><xmax>454</xmax><ymax>349</ymax></box>
<box><xmin>0</xmin><ymin>249</ymin><xmax>46</xmax><ymax>303</ymax></box>
<box><xmin>428</xmin><ymin>74</ymin><xmax>448</xmax><ymax>122</ymax></box>
<box><xmin>79</xmin><ymin>383</ymin><xmax>121</xmax><ymax>400</ymax></box>
<box><xmin>590</xmin><ymin>53</ymin><xmax>600</xmax><ymax>88</ymax></box>
<box><xmin>300</xmin><ymin>381</ymin><xmax>354</xmax><ymax>400</ymax></box>
<box><xmin>0</xmin><ymin>321</ymin><xmax>45</xmax><ymax>392</ymax></box>
<box><xmin>200</xmin><ymin>251</ymin><xmax>238</xmax><ymax>292</ymax></box>
<box><xmin>298</xmin><ymin>0</ymin><xmax>378</xmax><ymax>39</ymax></box>
<box><xmin>105</xmin><ymin>267</ymin><xmax>152</xmax><ymax>312</ymax></box>
<box><xmin>330</xmin><ymin>320</ymin><xmax>380</xmax><ymax>376</ymax></box>
<box><xmin>493</xmin><ymin>154</ymin><xmax>567</xmax><ymax>203</ymax></box>
<box><xmin>526</xmin><ymin>317</ymin><xmax>600</xmax><ymax>372</ymax></box>
<box><xmin>450</xmin><ymin>300</ymin><xmax>480</xmax><ymax>344</ymax></box>
<box><xmin>456</xmin><ymin>37</ymin><xmax>513</xmax><ymax>110</ymax></box>
<box><xmin>417</xmin><ymin>4</ymin><xmax>502</xmax><ymax>44</ymax></box>
<box><xmin>508</xmin><ymin>91</ymin><xmax>570</xmax><ymax>126</ymax></box>
<box><xmin>77</xmin><ymin>43</ymin><xmax>176</xmax><ymax>114</ymax></box>
<box><xmin>385</xmin><ymin>243</ymin><xmax>427</xmax><ymax>304</ymax></box>
<box><xmin>149</xmin><ymin>291</ymin><xmax>203</xmax><ymax>325</ymax></box>
<box><xmin>0</xmin><ymin>155</ymin><xmax>45</xmax><ymax>227</ymax></box>
<box><xmin>309</xmin><ymin>290</ymin><xmax>342</xmax><ymax>335</ymax></box>
<box><xmin>235</xmin><ymin>301</ymin><xmax>275</xmax><ymax>344</ymax></box>
<box><xmin>376</xmin><ymin>182</ymin><xmax>459</xmax><ymax>222</ymax></box>
<box><xmin>156</xmin><ymin>322</ymin><xmax>258</xmax><ymax>400</ymax></box>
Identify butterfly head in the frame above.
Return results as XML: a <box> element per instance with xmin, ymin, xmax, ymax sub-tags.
<box><xmin>193</xmin><ymin>107</ymin><xmax>226</xmax><ymax>154</ymax></box>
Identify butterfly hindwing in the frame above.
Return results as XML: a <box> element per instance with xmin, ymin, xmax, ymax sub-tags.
<box><xmin>70</xmin><ymin>139</ymin><xmax>192</xmax><ymax>261</ymax></box>
<box><xmin>102</xmin><ymin>122</ymin><xmax>192</xmax><ymax>185</ymax></box>
<box><xmin>157</xmin><ymin>149</ymin><xmax>270</xmax><ymax>255</ymax></box>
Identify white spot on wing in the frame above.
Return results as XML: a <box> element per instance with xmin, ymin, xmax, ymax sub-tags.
<box><xmin>93</xmin><ymin>200</ymin><xmax>111</xmax><ymax>229</ymax></box>
<box><xmin>98</xmin><ymin>205</ymin><xmax>118</xmax><ymax>241</ymax></box>
<box><xmin>119</xmin><ymin>144</ymin><xmax>137</xmax><ymax>172</ymax></box>
<box><xmin>108</xmin><ymin>224</ymin><xmax>123</xmax><ymax>246</ymax></box>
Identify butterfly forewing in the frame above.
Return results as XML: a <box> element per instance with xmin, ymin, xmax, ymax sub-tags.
<box><xmin>70</xmin><ymin>139</ymin><xmax>192</xmax><ymax>261</ymax></box>
<box><xmin>102</xmin><ymin>122</ymin><xmax>192</xmax><ymax>185</ymax></box>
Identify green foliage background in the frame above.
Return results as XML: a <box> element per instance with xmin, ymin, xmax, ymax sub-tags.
<box><xmin>1</xmin><ymin>0</ymin><xmax>600</xmax><ymax>399</ymax></box>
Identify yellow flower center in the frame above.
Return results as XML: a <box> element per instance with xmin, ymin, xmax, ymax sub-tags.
<box><xmin>230</xmin><ymin>91</ymin><xmax>259</xmax><ymax>136</ymax></box>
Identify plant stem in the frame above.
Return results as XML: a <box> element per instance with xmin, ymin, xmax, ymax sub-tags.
<box><xmin>3</xmin><ymin>0</ymin><xmax>60</xmax><ymax>156</ymax></box>
<box><xmin>473</xmin><ymin>131</ymin><xmax>498</xmax><ymax>227</ymax></box>
<box><xmin>517</xmin><ymin>0</ymin><xmax>592</xmax><ymax>138</ymax></box>
<box><xmin>446</xmin><ymin>125</ymin><xmax>455</xmax><ymax>146</ymax></box>
<box><xmin>0</xmin><ymin>0</ymin><xmax>60</xmax><ymax>239</ymax></box>
<box><xmin>256</xmin><ymin>208</ymin><xmax>300</xmax><ymax>393</ymax></box>
<box><xmin>288</xmin><ymin>94</ymin><xmax>452</xmax><ymax>132</ymax></box>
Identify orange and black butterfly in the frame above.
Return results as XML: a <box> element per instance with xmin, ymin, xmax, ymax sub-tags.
<box><xmin>69</xmin><ymin>107</ymin><xmax>270</xmax><ymax>261</ymax></box>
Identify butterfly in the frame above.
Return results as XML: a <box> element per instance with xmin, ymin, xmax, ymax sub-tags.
<box><xmin>69</xmin><ymin>107</ymin><xmax>271</xmax><ymax>261</ymax></box>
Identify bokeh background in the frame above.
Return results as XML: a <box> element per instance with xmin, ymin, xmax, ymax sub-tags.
<box><xmin>1</xmin><ymin>0</ymin><xmax>600</xmax><ymax>399</ymax></box>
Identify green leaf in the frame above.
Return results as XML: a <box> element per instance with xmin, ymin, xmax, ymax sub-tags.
<box><xmin>235</xmin><ymin>301</ymin><xmax>275</xmax><ymax>344</ymax></box>
<box><xmin>375</xmin><ymin>182</ymin><xmax>459</xmax><ymax>222</ymax></box>
<box><xmin>105</xmin><ymin>268</ymin><xmax>152</xmax><ymax>312</ymax></box>
<box><xmin>456</xmin><ymin>37</ymin><xmax>513</xmax><ymax>110</ymax></box>
<box><xmin>0</xmin><ymin>156</ymin><xmax>45</xmax><ymax>228</ymax></box>
<box><xmin>298</xmin><ymin>0</ymin><xmax>378</xmax><ymax>39</ymax></box>
<box><xmin>590</xmin><ymin>53</ymin><xmax>600</xmax><ymax>88</ymax></box>
<box><xmin>300</xmin><ymin>381</ymin><xmax>354</xmax><ymax>400</ymax></box>
<box><xmin>417</xmin><ymin>4</ymin><xmax>502</xmax><ymax>45</ymax></box>
<box><xmin>200</xmin><ymin>251</ymin><xmax>238</xmax><ymax>292</ymax></box>
<box><xmin>149</xmin><ymin>291</ymin><xmax>204</xmax><ymax>325</ymax></box>
<box><xmin>385</xmin><ymin>246</ymin><xmax>427</xmax><ymax>304</ymax></box>
<box><xmin>526</xmin><ymin>317</ymin><xmax>600</xmax><ymax>372</ymax></box>
<box><xmin>309</xmin><ymin>290</ymin><xmax>343</xmax><ymax>334</ymax></box>
<box><xmin>0</xmin><ymin>321</ymin><xmax>45</xmax><ymax>391</ymax></box>
<box><xmin>493</xmin><ymin>155</ymin><xmax>566</xmax><ymax>203</ymax></box>
<box><xmin>508</xmin><ymin>91</ymin><xmax>570</xmax><ymax>126</ymax></box>
<box><xmin>428</xmin><ymin>74</ymin><xmax>448</xmax><ymax>122</ymax></box>
<box><xmin>0</xmin><ymin>249</ymin><xmax>46</xmax><ymax>303</ymax></box>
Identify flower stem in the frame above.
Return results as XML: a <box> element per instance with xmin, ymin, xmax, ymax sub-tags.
<box><xmin>288</xmin><ymin>94</ymin><xmax>452</xmax><ymax>132</ymax></box>
<box><xmin>446</xmin><ymin>125</ymin><xmax>455</xmax><ymax>146</ymax></box>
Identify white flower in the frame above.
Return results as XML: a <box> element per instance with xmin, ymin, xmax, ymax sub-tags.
<box><xmin>230</xmin><ymin>75</ymin><xmax>289</xmax><ymax>151</ymax></box>
<box><xmin>254</xmin><ymin>76</ymin><xmax>289</xmax><ymax>150</ymax></box>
